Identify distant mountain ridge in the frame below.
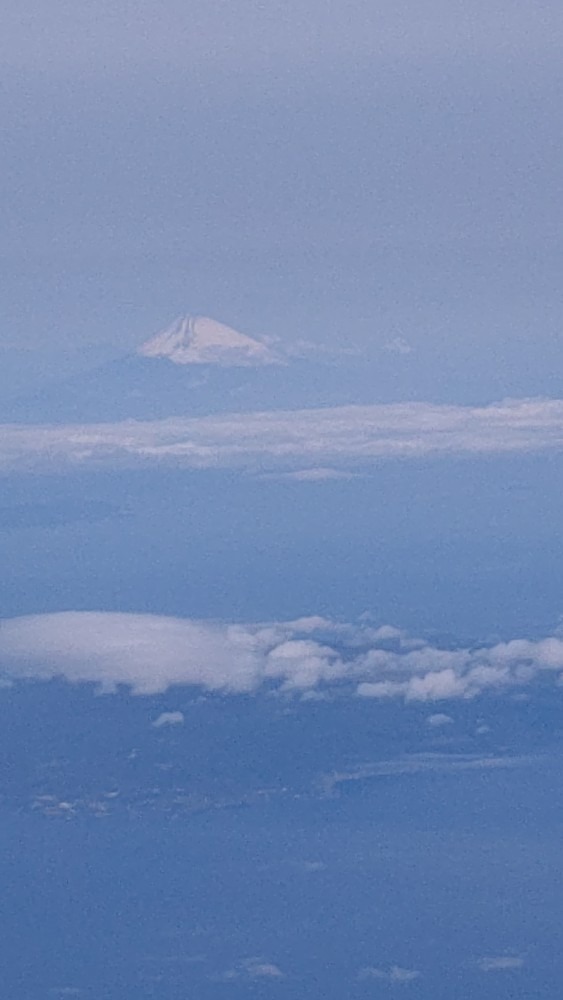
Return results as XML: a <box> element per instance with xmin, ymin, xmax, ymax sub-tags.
<box><xmin>2</xmin><ymin>312</ymin><xmax>335</xmax><ymax>423</ymax></box>
<box><xmin>2</xmin><ymin>315</ymin><xmax>417</xmax><ymax>425</ymax></box>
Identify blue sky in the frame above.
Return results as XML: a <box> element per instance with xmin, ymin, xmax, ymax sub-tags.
<box><xmin>2</xmin><ymin>1</ymin><xmax>563</xmax><ymax>997</ymax></box>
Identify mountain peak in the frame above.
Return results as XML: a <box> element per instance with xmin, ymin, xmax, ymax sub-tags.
<box><xmin>138</xmin><ymin>315</ymin><xmax>281</xmax><ymax>367</ymax></box>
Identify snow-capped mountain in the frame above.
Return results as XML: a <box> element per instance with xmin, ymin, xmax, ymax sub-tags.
<box><xmin>3</xmin><ymin>314</ymin><xmax>413</xmax><ymax>424</ymax></box>
<box><xmin>138</xmin><ymin>315</ymin><xmax>281</xmax><ymax>367</ymax></box>
<box><xmin>3</xmin><ymin>314</ymin><xmax>316</xmax><ymax>423</ymax></box>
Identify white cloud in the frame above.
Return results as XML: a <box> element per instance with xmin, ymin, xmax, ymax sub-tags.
<box><xmin>2</xmin><ymin>611</ymin><xmax>563</xmax><ymax>703</ymax></box>
<box><xmin>359</xmin><ymin>965</ymin><xmax>420</xmax><ymax>983</ymax></box>
<box><xmin>244</xmin><ymin>961</ymin><xmax>284</xmax><ymax>980</ymax></box>
<box><xmin>426</xmin><ymin>713</ymin><xmax>454</xmax><ymax>727</ymax></box>
<box><xmin>321</xmin><ymin>753</ymin><xmax>530</xmax><ymax>797</ymax></box>
<box><xmin>2</xmin><ymin>398</ymin><xmax>563</xmax><ymax>475</ymax></box>
<box><xmin>152</xmin><ymin>711</ymin><xmax>184</xmax><ymax>728</ymax></box>
<box><xmin>216</xmin><ymin>958</ymin><xmax>284</xmax><ymax>982</ymax></box>
<box><xmin>478</xmin><ymin>956</ymin><xmax>524</xmax><ymax>972</ymax></box>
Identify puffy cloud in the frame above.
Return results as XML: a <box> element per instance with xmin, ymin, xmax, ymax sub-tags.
<box><xmin>0</xmin><ymin>613</ymin><xmax>271</xmax><ymax>695</ymax></box>
<box><xmin>152</xmin><ymin>711</ymin><xmax>184</xmax><ymax>728</ymax></box>
<box><xmin>2</xmin><ymin>398</ymin><xmax>563</xmax><ymax>475</ymax></box>
<box><xmin>478</xmin><ymin>956</ymin><xmax>524</xmax><ymax>972</ymax></box>
<box><xmin>2</xmin><ymin>611</ymin><xmax>563</xmax><ymax>703</ymax></box>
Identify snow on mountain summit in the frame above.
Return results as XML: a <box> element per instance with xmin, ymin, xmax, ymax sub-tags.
<box><xmin>138</xmin><ymin>315</ymin><xmax>281</xmax><ymax>367</ymax></box>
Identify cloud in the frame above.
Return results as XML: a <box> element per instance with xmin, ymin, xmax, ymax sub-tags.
<box><xmin>2</xmin><ymin>398</ymin><xmax>563</xmax><ymax>475</ymax></box>
<box><xmin>359</xmin><ymin>965</ymin><xmax>420</xmax><ymax>983</ymax></box>
<box><xmin>2</xmin><ymin>611</ymin><xmax>563</xmax><ymax>702</ymax></box>
<box><xmin>152</xmin><ymin>711</ymin><xmax>184</xmax><ymax>728</ymax></box>
<box><xmin>268</xmin><ymin>467</ymin><xmax>359</xmax><ymax>482</ymax></box>
<box><xmin>320</xmin><ymin>753</ymin><xmax>530</xmax><ymax>797</ymax></box>
<box><xmin>215</xmin><ymin>958</ymin><xmax>284</xmax><ymax>982</ymax></box>
<box><xmin>244</xmin><ymin>961</ymin><xmax>284</xmax><ymax>980</ymax></box>
<box><xmin>478</xmin><ymin>956</ymin><xmax>524</xmax><ymax>972</ymax></box>
<box><xmin>426</xmin><ymin>713</ymin><xmax>454</xmax><ymax>727</ymax></box>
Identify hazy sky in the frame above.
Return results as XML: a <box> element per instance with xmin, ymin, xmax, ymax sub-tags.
<box><xmin>2</xmin><ymin>0</ymin><xmax>563</xmax><ymax>381</ymax></box>
<box><xmin>3</xmin><ymin>8</ymin><xmax>563</xmax><ymax>998</ymax></box>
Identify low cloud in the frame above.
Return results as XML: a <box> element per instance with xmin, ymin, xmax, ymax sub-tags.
<box><xmin>270</xmin><ymin>467</ymin><xmax>359</xmax><ymax>482</ymax></box>
<box><xmin>426</xmin><ymin>713</ymin><xmax>454</xmax><ymax>727</ymax></box>
<box><xmin>215</xmin><ymin>958</ymin><xmax>284</xmax><ymax>982</ymax></box>
<box><xmin>152</xmin><ymin>711</ymin><xmax>184</xmax><ymax>728</ymax></box>
<box><xmin>359</xmin><ymin>965</ymin><xmax>420</xmax><ymax>983</ymax></box>
<box><xmin>478</xmin><ymin>956</ymin><xmax>524</xmax><ymax>972</ymax></box>
<box><xmin>321</xmin><ymin>752</ymin><xmax>530</xmax><ymax>797</ymax></box>
<box><xmin>2</xmin><ymin>398</ymin><xmax>563</xmax><ymax>475</ymax></box>
<box><xmin>2</xmin><ymin>612</ymin><xmax>563</xmax><ymax>702</ymax></box>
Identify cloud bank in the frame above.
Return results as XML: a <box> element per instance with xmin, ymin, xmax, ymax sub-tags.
<box><xmin>2</xmin><ymin>398</ymin><xmax>563</xmax><ymax>475</ymax></box>
<box><xmin>2</xmin><ymin>612</ymin><xmax>563</xmax><ymax>701</ymax></box>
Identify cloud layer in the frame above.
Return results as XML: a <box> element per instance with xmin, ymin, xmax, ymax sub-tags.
<box><xmin>3</xmin><ymin>398</ymin><xmax>563</xmax><ymax>474</ymax></box>
<box><xmin>1</xmin><ymin>611</ymin><xmax>563</xmax><ymax>701</ymax></box>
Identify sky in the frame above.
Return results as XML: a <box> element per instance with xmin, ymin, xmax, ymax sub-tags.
<box><xmin>2</xmin><ymin>0</ymin><xmax>563</xmax><ymax>387</ymax></box>
<box><xmin>2</xmin><ymin>2</ymin><xmax>563</xmax><ymax>998</ymax></box>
